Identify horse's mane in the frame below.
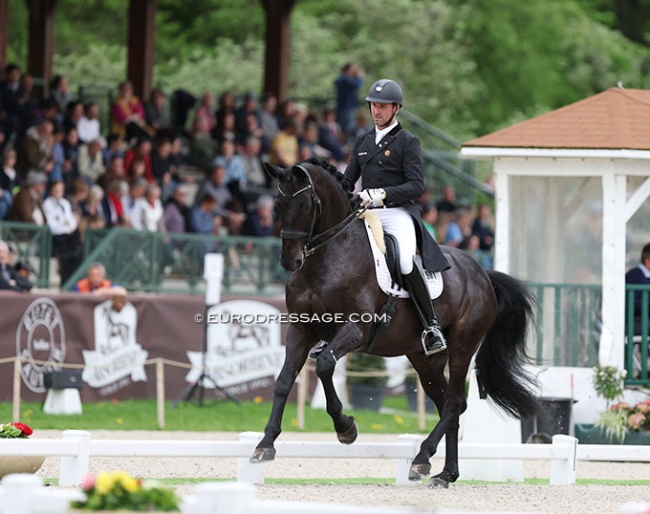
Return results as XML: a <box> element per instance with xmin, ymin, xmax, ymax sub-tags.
<box><xmin>301</xmin><ymin>157</ymin><xmax>354</xmax><ymax>208</ymax></box>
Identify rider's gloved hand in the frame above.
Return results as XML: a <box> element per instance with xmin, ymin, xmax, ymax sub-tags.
<box><xmin>359</xmin><ymin>188</ymin><xmax>386</xmax><ymax>208</ymax></box>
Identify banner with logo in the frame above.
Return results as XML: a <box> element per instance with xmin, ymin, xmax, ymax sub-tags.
<box><xmin>0</xmin><ymin>292</ymin><xmax>289</xmax><ymax>403</ymax></box>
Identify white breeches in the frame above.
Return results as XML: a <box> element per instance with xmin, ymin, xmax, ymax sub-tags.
<box><xmin>372</xmin><ymin>207</ymin><xmax>416</xmax><ymax>274</ymax></box>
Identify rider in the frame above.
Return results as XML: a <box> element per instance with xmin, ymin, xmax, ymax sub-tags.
<box><xmin>340</xmin><ymin>79</ymin><xmax>450</xmax><ymax>356</ymax></box>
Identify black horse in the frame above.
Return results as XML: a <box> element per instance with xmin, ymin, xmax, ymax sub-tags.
<box><xmin>250</xmin><ymin>158</ymin><xmax>538</xmax><ymax>488</ymax></box>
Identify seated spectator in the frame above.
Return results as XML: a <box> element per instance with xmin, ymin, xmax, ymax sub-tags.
<box><xmin>8</xmin><ymin>169</ymin><xmax>47</xmax><ymax>225</ymax></box>
<box><xmin>49</xmin><ymin>121</ymin><xmax>66</xmax><ymax>184</ymax></box>
<box><xmin>61</xmin><ymin>126</ymin><xmax>80</xmax><ymax>184</ymax></box>
<box><xmin>72</xmin><ymin>262</ymin><xmax>113</xmax><ymax>292</ymax></box>
<box><xmin>67</xmin><ymin>178</ymin><xmax>89</xmax><ymax>219</ymax></box>
<box><xmin>124</xmin><ymin>177</ymin><xmax>148</xmax><ymax>221</ymax></box>
<box><xmin>151</xmin><ymin>135</ymin><xmax>174</xmax><ymax>199</ymax></box>
<box><xmin>258</xmin><ymin>93</ymin><xmax>279</xmax><ymax>153</ymax></box>
<box><xmin>214</xmin><ymin>138</ymin><xmax>246</xmax><ymax>189</ymax></box>
<box><xmin>163</xmin><ymin>184</ymin><xmax>190</xmax><ymax>233</ymax></box>
<box><xmin>48</xmin><ymin>75</ymin><xmax>72</xmax><ymax>115</ymax></box>
<box><xmin>317</xmin><ymin>108</ymin><xmax>344</xmax><ymax>162</ymax></box>
<box><xmin>144</xmin><ymin>87</ymin><xmax>169</xmax><ymax>133</ymax></box>
<box><xmin>189</xmin><ymin>193</ymin><xmax>221</xmax><ymax>235</ymax></box>
<box><xmin>16</xmin><ymin>72</ymin><xmax>40</xmax><ymax>141</ymax></box>
<box><xmin>241</xmin><ymin>195</ymin><xmax>275</xmax><ymax>238</ymax></box>
<box><xmin>0</xmin><ymin>147</ymin><xmax>19</xmax><ymax>220</ymax></box>
<box><xmin>77</xmin><ymin>102</ymin><xmax>102</xmax><ymax>144</ymax></box>
<box><xmin>0</xmin><ymin>240</ymin><xmax>31</xmax><ymax>292</ymax></box>
<box><xmin>124</xmin><ymin>137</ymin><xmax>154</xmax><ymax>182</ymax></box>
<box><xmin>84</xmin><ymin>184</ymin><xmax>106</xmax><ymax>230</ymax></box>
<box><xmin>17</xmin><ymin>118</ymin><xmax>54</xmax><ymax>179</ymax></box>
<box><xmin>472</xmin><ymin>203</ymin><xmax>495</xmax><ymax>251</ymax></box>
<box><xmin>96</xmin><ymin>154</ymin><xmax>126</xmax><ymax>192</ymax></box>
<box><xmin>443</xmin><ymin>207</ymin><xmax>473</xmax><ymax>248</ymax></box>
<box><xmin>189</xmin><ymin>115</ymin><xmax>219</xmax><ymax>172</ymax></box>
<box><xmin>269</xmin><ymin>119</ymin><xmax>299</xmax><ymax>167</ymax></box>
<box><xmin>77</xmin><ymin>138</ymin><xmax>105</xmax><ymax>184</ymax></box>
<box><xmin>213</xmin><ymin>111</ymin><xmax>237</xmax><ymax>147</ymax></box>
<box><xmin>63</xmin><ymin>101</ymin><xmax>84</xmax><ymax>134</ymax></box>
<box><xmin>436</xmin><ymin>185</ymin><xmax>458</xmax><ymax>215</ymax></box>
<box><xmin>192</xmin><ymin>92</ymin><xmax>217</xmax><ymax>135</ymax></box>
<box><xmin>300</xmin><ymin>121</ymin><xmax>331</xmax><ymax>161</ymax></box>
<box><xmin>194</xmin><ymin>163</ymin><xmax>244</xmax><ymax>233</ymax></box>
<box><xmin>110</xmin><ymin>80</ymin><xmax>149</xmax><ymax>141</ymax></box>
<box><xmin>241</xmin><ymin>136</ymin><xmax>270</xmax><ymax>195</ymax></box>
<box><xmin>13</xmin><ymin>260</ymin><xmax>33</xmax><ymax>291</ymax></box>
<box><xmin>421</xmin><ymin>203</ymin><xmax>439</xmax><ymax>242</ymax></box>
<box><xmin>235</xmin><ymin>92</ymin><xmax>260</xmax><ymax>137</ymax></box>
<box><xmin>460</xmin><ymin>234</ymin><xmax>493</xmax><ymax>270</ymax></box>
<box><xmin>130</xmin><ymin>183</ymin><xmax>164</xmax><ymax>232</ymax></box>
<box><xmin>101</xmin><ymin>179</ymin><xmax>131</xmax><ymax>228</ymax></box>
<box><xmin>103</xmin><ymin>133</ymin><xmax>126</xmax><ymax>164</ymax></box>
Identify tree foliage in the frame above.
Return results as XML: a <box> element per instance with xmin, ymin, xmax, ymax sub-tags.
<box><xmin>5</xmin><ymin>0</ymin><xmax>650</xmax><ymax>138</ymax></box>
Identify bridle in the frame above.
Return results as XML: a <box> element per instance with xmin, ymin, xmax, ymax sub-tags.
<box><xmin>277</xmin><ymin>164</ymin><xmax>365</xmax><ymax>265</ymax></box>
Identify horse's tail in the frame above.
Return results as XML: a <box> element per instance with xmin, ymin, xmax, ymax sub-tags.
<box><xmin>475</xmin><ymin>270</ymin><xmax>539</xmax><ymax>419</ymax></box>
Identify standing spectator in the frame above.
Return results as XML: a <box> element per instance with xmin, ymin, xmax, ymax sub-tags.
<box><xmin>0</xmin><ymin>148</ymin><xmax>19</xmax><ymax>220</ymax></box>
<box><xmin>0</xmin><ymin>240</ymin><xmax>31</xmax><ymax>291</ymax></box>
<box><xmin>16</xmin><ymin>73</ymin><xmax>40</xmax><ymax>140</ymax></box>
<box><xmin>130</xmin><ymin>182</ymin><xmax>164</xmax><ymax>232</ymax></box>
<box><xmin>0</xmin><ymin>64</ymin><xmax>22</xmax><ymax>144</ymax></box>
<box><xmin>163</xmin><ymin>184</ymin><xmax>189</xmax><ymax>233</ymax></box>
<box><xmin>43</xmin><ymin>180</ymin><xmax>82</xmax><ymax>285</ymax></box>
<box><xmin>48</xmin><ymin>75</ymin><xmax>72</xmax><ymax>115</ymax></box>
<box><xmin>77</xmin><ymin>138</ymin><xmax>105</xmax><ymax>184</ymax></box>
<box><xmin>334</xmin><ymin>62</ymin><xmax>364</xmax><ymax>138</ymax></box>
<box><xmin>268</xmin><ymin>119</ymin><xmax>299</xmax><ymax>167</ymax></box>
<box><xmin>110</xmin><ymin>80</ymin><xmax>149</xmax><ymax>140</ymax></box>
<box><xmin>8</xmin><ymin>170</ymin><xmax>47</xmax><ymax>225</ymax></box>
<box><xmin>77</xmin><ymin>102</ymin><xmax>102</xmax><ymax>144</ymax></box>
<box><xmin>144</xmin><ymin>87</ymin><xmax>168</xmax><ymax>134</ymax></box>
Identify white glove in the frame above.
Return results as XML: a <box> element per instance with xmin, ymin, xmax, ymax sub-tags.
<box><xmin>359</xmin><ymin>188</ymin><xmax>386</xmax><ymax>208</ymax></box>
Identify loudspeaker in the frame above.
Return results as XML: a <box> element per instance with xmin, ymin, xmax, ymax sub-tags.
<box><xmin>43</xmin><ymin>370</ymin><xmax>83</xmax><ymax>390</ymax></box>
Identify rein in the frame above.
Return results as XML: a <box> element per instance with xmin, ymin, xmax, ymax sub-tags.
<box><xmin>278</xmin><ymin>164</ymin><xmax>366</xmax><ymax>261</ymax></box>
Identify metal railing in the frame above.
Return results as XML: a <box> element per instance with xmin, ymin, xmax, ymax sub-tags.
<box><xmin>0</xmin><ymin>222</ymin><xmax>52</xmax><ymax>288</ymax></box>
<box><xmin>625</xmin><ymin>285</ymin><xmax>650</xmax><ymax>386</ymax></box>
<box><xmin>61</xmin><ymin>228</ymin><xmax>286</xmax><ymax>296</ymax></box>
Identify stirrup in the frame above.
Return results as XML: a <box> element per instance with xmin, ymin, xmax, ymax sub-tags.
<box><xmin>421</xmin><ymin>326</ymin><xmax>447</xmax><ymax>356</ymax></box>
<box><xmin>308</xmin><ymin>341</ymin><xmax>328</xmax><ymax>361</ymax></box>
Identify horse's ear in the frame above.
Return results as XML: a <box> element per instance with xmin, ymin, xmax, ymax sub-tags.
<box><xmin>264</xmin><ymin>162</ymin><xmax>289</xmax><ymax>182</ymax></box>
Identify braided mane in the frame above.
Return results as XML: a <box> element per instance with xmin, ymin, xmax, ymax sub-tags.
<box><xmin>301</xmin><ymin>157</ymin><xmax>355</xmax><ymax>208</ymax></box>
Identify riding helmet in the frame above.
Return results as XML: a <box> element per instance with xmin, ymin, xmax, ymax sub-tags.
<box><xmin>365</xmin><ymin>79</ymin><xmax>404</xmax><ymax>106</ymax></box>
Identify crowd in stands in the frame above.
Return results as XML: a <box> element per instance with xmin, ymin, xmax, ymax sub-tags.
<box><xmin>0</xmin><ymin>61</ymin><xmax>495</xmax><ymax>289</ymax></box>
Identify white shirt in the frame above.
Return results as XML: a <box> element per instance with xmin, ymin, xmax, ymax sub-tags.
<box><xmin>42</xmin><ymin>196</ymin><xmax>77</xmax><ymax>235</ymax></box>
<box><xmin>375</xmin><ymin>120</ymin><xmax>398</xmax><ymax>145</ymax></box>
<box><xmin>130</xmin><ymin>197</ymin><xmax>163</xmax><ymax>232</ymax></box>
<box><xmin>77</xmin><ymin>116</ymin><xmax>101</xmax><ymax>144</ymax></box>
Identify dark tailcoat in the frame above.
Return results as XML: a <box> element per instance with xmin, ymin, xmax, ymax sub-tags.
<box><xmin>343</xmin><ymin>123</ymin><xmax>450</xmax><ymax>273</ymax></box>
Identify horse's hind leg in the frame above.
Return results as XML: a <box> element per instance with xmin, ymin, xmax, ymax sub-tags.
<box><xmin>315</xmin><ymin>323</ymin><xmax>365</xmax><ymax>444</ymax></box>
<box><xmin>251</xmin><ymin>325</ymin><xmax>313</xmax><ymax>463</ymax></box>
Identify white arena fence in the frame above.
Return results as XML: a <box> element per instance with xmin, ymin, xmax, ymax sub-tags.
<box><xmin>2</xmin><ymin>430</ymin><xmax>650</xmax><ymax>489</ymax></box>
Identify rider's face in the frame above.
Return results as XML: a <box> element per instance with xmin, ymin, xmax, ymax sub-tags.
<box><xmin>370</xmin><ymin>102</ymin><xmax>399</xmax><ymax>129</ymax></box>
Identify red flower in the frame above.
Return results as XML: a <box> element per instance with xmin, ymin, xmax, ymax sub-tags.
<box><xmin>10</xmin><ymin>422</ymin><xmax>33</xmax><ymax>437</ymax></box>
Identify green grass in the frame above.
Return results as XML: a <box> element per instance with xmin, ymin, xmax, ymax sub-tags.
<box><xmin>0</xmin><ymin>396</ymin><xmax>437</xmax><ymax>434</ymax></box>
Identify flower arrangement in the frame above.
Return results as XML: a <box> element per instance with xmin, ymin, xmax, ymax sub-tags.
<box><xmin>610</xmin><ymin>400</ymin><xmax>650</xmax><ymax>432</ymax></box>
<box><xmin>72</xmin><ymin>471</ymin><xmax>181</xmax><ymax>511</ymax></box>
<box><xmin>0</xmin><ymin>422</ymin><xmax>33</xmax><ymax>438</ymax></box>
<box><xmin>593</xmin><ymin>365</ymin><xmax>628</xmax><ymax>442</ymax></box>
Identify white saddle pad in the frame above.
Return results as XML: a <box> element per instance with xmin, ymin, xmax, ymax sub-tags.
<box><xmin>363</xmin><ymin>218</ymin><xmax>444</xmax><ymax>300</ymax></box>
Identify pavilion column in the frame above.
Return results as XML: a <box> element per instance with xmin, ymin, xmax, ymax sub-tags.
<box><xmin>261</xmin><ymin>0</ymin><xmax>296</xmax><ymax>103</ymax></box>
<box><xmin>127</xmin><ymin>0</ymin><xmax>156</xmax><ymax>100</ymax></box>
<box><xmin>26</xmin><ymin>0</ymin><xmax>58</xmax><ymax>100</ymax></box>
<box><xmin>0</xmin><ymin>0</ymin><xmax>8</xmax><ymax>75</ymax></box>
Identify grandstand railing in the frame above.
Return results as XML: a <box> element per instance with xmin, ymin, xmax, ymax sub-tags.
<box><xmin>0</xmin><ymin>221</ymin><xmax>52</xmax><ymax>288</ymax></box>
<box><xmin>60</xmin><ymin>228</ymin><xmax>286</xmax><ymax>296</ymax></box>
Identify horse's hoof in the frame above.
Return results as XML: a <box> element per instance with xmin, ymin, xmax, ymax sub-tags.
<box><xmin>408</xmin><ymin>462</ymin><xmax>431</xmax><ymax>481</ymax></box>
<box><xmin>427</xmin><ymin>477</ymin><xmax>449</xmax><ymax>489</ymax></box>
<box><xmin>337</xmin><ymin>421</ymin><xmax>358</xmax><ymax>445</ymax></box>
<box><xmin>249</xmin><ymin>447</ymin><xmax>276</xmax><ymax>463</ymax></box>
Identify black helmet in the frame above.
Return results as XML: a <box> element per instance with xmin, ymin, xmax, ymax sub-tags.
<box><xmin>365</xmin><ymin>79</ymin><xmax>403</xmax><ymax>106</ymax></box>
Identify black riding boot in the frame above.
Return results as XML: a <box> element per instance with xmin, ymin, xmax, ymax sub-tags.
<box><xmin>403</xmin><ymin>269</ymin><xmax>447</xmax><ymax>356</ymax></box>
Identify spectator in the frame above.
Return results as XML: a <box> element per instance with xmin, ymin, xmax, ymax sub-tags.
<box><xmin>241</xmin><ymin>195</ymin><xmax>275</xmax><ymax>237</ymax></box>
<box><xmin>130</xmin><ymin>183</ymin><xmax>164</xmax><ymax>232</ymax></box>
<box><xmin>124</xmin><ymin>177</ymin><xmax>148</xmax><ymax>220</ymax></box>
<box><xmin>1</xmin><ymin>64</ymin><xmax>22</xmax><ymax>144</ymax></box>
<box><xmin>215</xmin><ymin>91</ymin><xmax>235</xmax><ymax>129</ymax></box>
<box><xmin>103</xmin><ymin>133</ymin><xmax>126</xmax><ymax>164</ymax></box>
<box><xmin>16</xmin><ymin>73</ymin><xmax>40</xmax><ymax>140</ymax></box>
<box><xmin>421</xmin><ymin>203</ymin><xmax>439</xmax><ymax>241</ymax></box>
<box><xmin>189</xmin><ymin>114</ymin><xmax>219</xmax><ymax>172</ymax></box>
<box><xmin>96</xmin><ymin>154</ymin><xmax>126</xmax><ymax>192</ymax></box>
<box><xmin>472</xmin><ymin>203</ymin><xmax>495</xmax><ymax>251</ymax></box>
<box><xmin>48</xmin><ymin>75</ymin><xmax>72</xmax><ymax>115</ymax></box>
<box><xmin>213</xmin><ymin>111</ymin><xmax>237</xmax><ymax>147</ymax></box>
<box><xmin>258</xmin><ymin>93</ymin><xmax>279</xmax><ymax>153</ymax></box>
<box><xmin>189</xmin><ymin>193</ymin><xmax>221</xmax><ymax>235</ymax></box>
<box><xmin>443</xmin><ymin>207</ymin><xmax>473</xmax><ymax>248</ymax></box>
<box><xmin>61</xmin><ymin>126</ymin><xmax>80</xmax><ymax>184</ymax></box>
<box><xmin>77</xmin><ymin>102</ymin><xmax>102</xmax><ymax>144</ymax></box>
<box><xmin>72</xmin><ymin>261</ymin><xmax>113</xmax><ymax>292</ymax></box>
<box><xmin>63</xmin><ymin>101</ymin><xmax>84</xmax><ymax>134</ymax></box>
<box><xmin>240</xmin><ymin>136</ymin><xmax>269</xmax><ymax>194</ymax></box>
<box><xmin>84</xmin><ymin>184</ymin><xmax>106</xmax><ymax>230</ymax></box>
<box><xmin>8</xmin><ymin>169</ymin><xmax>46</xmax><ymax>224</ymax></box>
<box><xmin>151</xmin><ymin>135</ymin><xmax>174</xmax><ymax>198</ymax></box>
<box><xmin>192</xmin><ymin>92</ymin><xmax>217</xmax><ymax>135</ymax></box>
<box><xmin>144</xmin><ymin>87</ymin><xmax>169</xmax><ymax>133</ymax></box>
<box><xmin>300</xmin><ymin>120</ymin><xmax>331</xmax><ymax>161</ymax></box>
<box><xmin>77</xmin><ymin>138</ymin><xmax>106</xmax><ymax>184</ymax></box>
<box><xmin>214</xmin><ymin>138</ymin><xmax>246</xmax><ymax>189</ymax></box>
<box><xmin>49</xmin><ymin>121</ymin><xmax>66</xmax><ymax>184</ymax></box>
<box><xmin>318</xmin><ymin>108</ymin><xmax>345</xmax><ymax>162</ymax></box>
<box><xmin>42</xmin><ymin>180</ymin><xmax>81</xmax><ymax>284</ymax></box>
<box><xmin>110</xmin><ymin>80</ymin><xmax>149</xmax><ymax>141</ymax></box>
<box><xmin>436</xmin><ymin>185</ymin><xmax>458</xmax><ymax>215</ymax></box>
<box><xmin>13</xmin><ymin>260</ymin><xmax>33</xmax><ymax>291</ymax></box>
<box><xmin>626</xmin><ymin>243</ymin><xmax>650</xmax><ymax>326</ymax></box>
<box><xmin>334</xmin><ymin>62</ymin><xmax>364</xmax><ymax>138</ymax></box>
<box><xmin>163</xmin><ymin>184</ymin><xmax>190</xmax><ymax>233</ymax></box>
<box><xmin>0</xmin><ymin>148</ymin><xmax>19</xmax><ymax>220</ymax></box>
<box><xmin>101</xmin><ymin>179</ymin><xmax>130</xmax><ymax>228</ymax></box>
<box><xmin>16</xmin><ymin>118</ymin><xmax>54</xmax><ymax>178</ymax></box>
<box><xmin>0</xmin><ymin>240</ymin><xmax>31</xmax><ymax>292</ymax></box>
<box><xmin>194</xmin><ymin>163</ymin><xmax>244</xmax><ymax>234</ymax></box>
<box><xmin>124</xmin><ymin>137</ymin><xmax>154</xmax><ymax>182</ymax></box>
<box><xmin>268</xmin><ymin>119</ymin><xmax>299</xmax><ymax>167</ymax></box>
<box><xmin>67</xmin><ymin>179</ymin><xmax>90</xmax><ymax>220</ymax></box>
<box><xmin>235</xmin><ymin>92</ymin><xmax>260</xmax><ymax>140</ymax></box>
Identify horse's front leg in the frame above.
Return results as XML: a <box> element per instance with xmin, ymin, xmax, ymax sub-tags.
<box><xmin>315</xmin><ymin>321</ymin><xmax>365</xmax><ymax>444</ymax></box>
<box><xmin>250</xmin><ymin>324</ymin><xmax>313</xmax><ymax>463</ymax></box>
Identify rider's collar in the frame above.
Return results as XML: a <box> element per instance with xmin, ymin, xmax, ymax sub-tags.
<box><xmin>375</xmin><ymin>120</ymin><xmax>398</xmax><ymax>145</ymax></box>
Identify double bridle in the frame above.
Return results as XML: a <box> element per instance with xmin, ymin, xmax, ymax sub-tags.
<box><xmin>277</xmin><ymin>164</ymin><xmax>364</xmax><ymax>262</ymax></box>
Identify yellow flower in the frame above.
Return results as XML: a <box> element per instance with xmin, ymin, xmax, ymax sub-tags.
<box><xmin>393</xmin><ymin>415</ymin><xmax>404</xmax><ymax>424</ymax></box>
<box><xmin>116</xmin><ymin>418</ymin><xmax>123</xmax><ymax>425</ymax></box>
<box><xmin>253</xmin><ymin>396</ymin><xmax>263</xmax><ymax>404</ymax></box>
<box><xmin>117</xmin><ymin>472</ymin><xmax>139</xmax><ymax>493</ymax></box>
<box><xmin>94</xmin><ymin>472</ymin><xmax>115</xmax><ymax>495</ymax></box>
<box><xmin>370</xmin><ymin>423</ymin><xmax>384</xmax><ymax>430</ymax></box>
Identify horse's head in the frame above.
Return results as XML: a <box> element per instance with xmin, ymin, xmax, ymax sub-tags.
<box><xmin>264</xmin><ymin>159</ymin><xmax>351</xmax><ymax>271</ymax></box>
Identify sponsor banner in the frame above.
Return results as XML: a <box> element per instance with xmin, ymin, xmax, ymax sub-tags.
<box><xmin>0</xmin><ymin>292</ymin><xmax>289</xmax><ymax>403</ymax></box>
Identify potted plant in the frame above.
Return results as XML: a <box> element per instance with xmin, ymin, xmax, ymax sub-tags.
<box><xmin>0</xmin><ymin>422</ymin><xmax>45</xmax><ymax>477</ymax></box>
<box><xmin>347</xmin><ymin>352</ymin><xmax>388</xmax><ymax>411</ymax></box>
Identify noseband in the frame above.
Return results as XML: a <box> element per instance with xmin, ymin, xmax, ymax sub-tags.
<box><xmin>277</xmin><ymin>164</ymin><xmax>364</xmax><ymax>263</ymax></box>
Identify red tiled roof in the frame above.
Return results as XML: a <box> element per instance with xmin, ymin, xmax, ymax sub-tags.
<box><xmin>463</xmin><ymin>88</ymin><xmax>650</xmax><ymax>150</ymax></box>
